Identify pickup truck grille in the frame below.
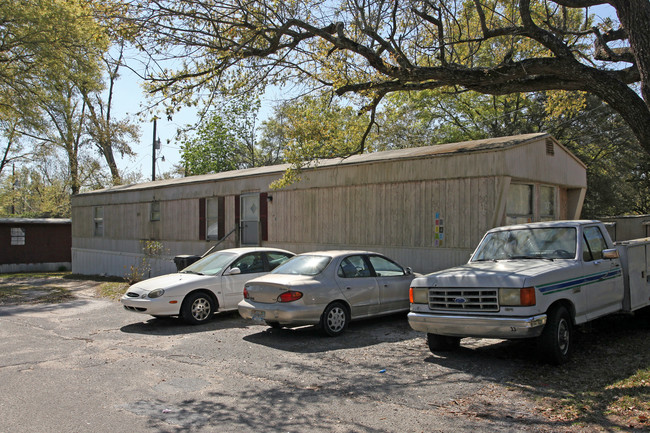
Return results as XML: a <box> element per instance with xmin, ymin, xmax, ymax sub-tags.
<box><xmin>428</xmin><ymin>288</ymin><xmax>499</xmax><ymax>312</ymax></box>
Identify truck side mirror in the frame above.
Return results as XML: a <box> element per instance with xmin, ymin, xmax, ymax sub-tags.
<box><xmin>602</xmin><ymin>249</ymin><xmax>619</xmax><ymax>259</ymax></box>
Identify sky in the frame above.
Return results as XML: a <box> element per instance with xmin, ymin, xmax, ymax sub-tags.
<box><xmin>110</xmin><ymin>4</ymin><xmax>619</xmax><ymax>183</ymax></box>
<box><xmin>109</xmin><ymin>67</ymin><xmax>286</xmax><ymax>182</ymax></box>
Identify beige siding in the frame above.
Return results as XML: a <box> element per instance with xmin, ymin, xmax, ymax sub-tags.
<box><xmin>71</xmin><ymin>134</ymin><xmax>588</xmax><ymax>277</ymax></box>
<box><xmin>268</xmin><ymin>177</ymin><xmax>498</xmax><ymax>251</ymax></box>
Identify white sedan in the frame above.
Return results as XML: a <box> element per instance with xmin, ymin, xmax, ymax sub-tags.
<box><xmin>121</xmin><ymin>247</ymin><xmax>294</xmax><ymax>325</ymax></box>
<box><xmin>238</xmin><ymin>251</ymin><xmax>416</xmax><ymax>335</ymax></box>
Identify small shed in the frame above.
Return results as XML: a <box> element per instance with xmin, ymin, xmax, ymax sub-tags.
<box><xmin>0</xmin><ymin>218</ymin><xmax>72</xmax><ymax>273</ymax></box>
<box><xmin>71</xmin><ymin>133</ymin><xmax>587</xmax><ymax>277</ymax></box>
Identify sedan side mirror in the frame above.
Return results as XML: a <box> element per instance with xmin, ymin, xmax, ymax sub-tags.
<box><xmin>405</xmin><ymin>267</ymin><xmax>413</xmax><ymax>275</ymax></box>
<box><xmin>225</xmin><ymin>267</ymin><xmax>242</xmax><ymax>276</ymax></box>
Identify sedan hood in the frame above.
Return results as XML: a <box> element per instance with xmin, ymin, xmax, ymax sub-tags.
<box><xmin>128</xmin><ymin>272</ymin><xmax>212</xmax><ymax>294</ymax></box>
<box><xmin>412</xmin><ymin>259</ymin><xmax>577</xmax><ymax>288</ymax></box>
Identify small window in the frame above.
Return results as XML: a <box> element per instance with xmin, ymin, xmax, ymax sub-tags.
<box><xmin>206</xmin><ymin>197</ymin><xmax>219</xmax><ymax>240</ymax></box>
<box><xmin>11</xmin><ymin>227</ymin><xmax>25</xmax><ymax>245</ymax></box>
<box><xmin>93</xmin><ymin>206</ymin><xmax>104</xmax><ymax>237</ymax></box>
<box><xmin>506</xmin><ymin>184</ymin><xmax>533</xmax><ymax>224</ymax></box>
<box><xmin>266</xmin><ymin>252</ymin><xmax>294</xmax><ymax>270</ymax></box>
<box><xmin>338</xmin><ymin>255</ymin><xmax>372</xmax><ymax>278</ymax></box>
<box><xmin>368</xmin><ymin>255</ymin><xmax>405</xmax><ymax>276</ymax></box>
<box><xmin>230</xmin><ymin>253</ymin><xmax>265</xmax><ymax>274</ymax></box>
<box><xmin>150</xmin><ymin>201</ymin><xmax>161</xmax><ymax>221</ymax></box>
<box><xmin>539</xmin><ymin>186</ymin><xmax>556</xmax><ymax>221</ymax></box>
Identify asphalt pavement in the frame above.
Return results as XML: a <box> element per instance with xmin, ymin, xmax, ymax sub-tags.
<box><xmin>0</xmin><ymin>287</ymin><xmax>562</xmax><ymax>433</ymax></box>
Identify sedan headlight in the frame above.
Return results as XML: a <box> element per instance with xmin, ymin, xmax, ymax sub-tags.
<box><xmin>148</xmin><ymin>288</ymin><xmax>165</xmax><ymax>299</ymax></box>
<box><xmin>499</xmin><ymin>288</ymin><xmax>536</xmax><ymax>306</ymax></box>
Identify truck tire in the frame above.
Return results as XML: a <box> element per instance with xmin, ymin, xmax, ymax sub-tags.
<box><xmin>538</xmin><ymin>305</ymin><xmax>573</xmax><ymax>365</ymax></box>
<box><xmin>427</xmin><ymin>333</ymin><xmax>461</xmax><ymax>352</ymax></box>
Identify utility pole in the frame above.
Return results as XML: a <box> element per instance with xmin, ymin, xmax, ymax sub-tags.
<box><xmin>11</xmin><ymin>163</ymin><xmax>15</xmax><ymax>214</ymax></box>
<box><xmin>152</xmin><ymin>119</ymin><xmax>157</xmax><ymax>181</ymax></box>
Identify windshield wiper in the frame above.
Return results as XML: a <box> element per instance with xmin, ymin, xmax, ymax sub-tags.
<box><xmin>507</xmin><ymin>255</ymin><xmax>553</xmax><ymax>261</ymax></box>
<box><xmin>181</xmin><ymin>270</ymin><xmax>204</xmax><ymax>275</ymax></box>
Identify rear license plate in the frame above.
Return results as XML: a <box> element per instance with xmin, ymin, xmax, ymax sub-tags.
<box><xmin>251</xmin><ymin>310</ymin><xmax>266</xmax><ymax>323</ymax></box>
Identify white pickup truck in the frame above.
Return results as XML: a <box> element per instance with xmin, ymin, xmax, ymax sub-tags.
<box><xmin>408</xmin><ymin>220</ymin><xmax>650</xmax><ymax>364</ymax></box>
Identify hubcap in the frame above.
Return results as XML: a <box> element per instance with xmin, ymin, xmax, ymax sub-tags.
<box><xmin>191</xmin><ymin>298</ymin><xmax>211</xmax><ymax>321</ymax></box>
<box><xmin>557</xmin><ymin>318</ymin><xmax>570</xmax><ymax>354</ymax></box>
<box><xmin>327</xmin><ymin>307</ymin><xmax>346</xmax><ymax>332</ymax></box>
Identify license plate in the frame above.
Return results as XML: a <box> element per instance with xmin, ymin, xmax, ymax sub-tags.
<box><xmin>251</xmin><ymin>310</ymin><xmax>266</xmax><ymax>323</ymax></box>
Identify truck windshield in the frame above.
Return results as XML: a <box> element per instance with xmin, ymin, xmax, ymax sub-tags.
<box><xmin>472</xmin><ymin>227</ymin><xmax>577</xmax><ymax>261</ymax></box>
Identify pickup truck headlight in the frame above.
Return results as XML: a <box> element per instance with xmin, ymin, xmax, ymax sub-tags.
<box><xmin>499</xmin><ymin>287</ymin><xmax>536</xmax><ymax>306</ymax></box>
<box><xmin>409</xmin><ymin>287</ymin><xmax>428</xmax><ymax>304</ymax></box>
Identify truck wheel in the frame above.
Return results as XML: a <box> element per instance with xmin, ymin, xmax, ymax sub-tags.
<box><xmin>538</xmin><ymin>305</ymin><xmax>573</xmax><ymax>365</ymax></box>
<box><xmin>427</xmin><ymin>333</ymin><xmax>461</xmax><ymax>352</ymax></box>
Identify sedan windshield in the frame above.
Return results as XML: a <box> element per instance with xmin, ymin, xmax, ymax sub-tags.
<box><xmin>271</xmin><ymin>255</ymin><xmax>331</xmax><ymax>275</ymax></box>
<box><xmin>472</xmin><ymin>227</ymin><xmax>577</xmax><ymax>261</ymax></box>
<box><xmin>181</xmin><ymin>252</ymin><xmax>237</xmax><ymax>276</ymax></box>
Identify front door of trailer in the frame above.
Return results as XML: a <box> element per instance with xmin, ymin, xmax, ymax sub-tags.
<box><xmin>240</xmin><ymin>193</ymin><xmax>260</xmax><ymax>245</ymax></box>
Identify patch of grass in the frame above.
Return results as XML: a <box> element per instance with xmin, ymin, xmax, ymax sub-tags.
<box><xmin>32</xmin><ymin>287</ymin><xmax>75</xmax><ymax>303</ymax></box>
<box><xmin>65</xmin><ymin>274</ymin><xmax>125</xmax><ymax>283</ymax></box>
<box><xmin>0</xmin><ymin>271</ymin><xmax>70</xmax><ymax>279</ymax></box>
<box><xmin>0</xmin><ymin>284</ymin><xmax>73</xmax><ymax>304</ymax></box>
<box><xmin>0</xmin><ymin>285</ymin><xmax>26</xmax><ymax>303</ymax></box>
<box><xmin>512</xmin><ymin>314</ymin><xmax>650</xmax><ymax>431</ymax></box>
<box><xmin>96</xmin><ymin>282</ymin><xmax>129</xmax><ymax>301</ymax></box>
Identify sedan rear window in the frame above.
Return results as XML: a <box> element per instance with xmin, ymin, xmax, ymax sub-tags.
<box><xmin>272</xmin><ymin>255</ymin><xmax>331</xmax><ymax>275</ymax></box>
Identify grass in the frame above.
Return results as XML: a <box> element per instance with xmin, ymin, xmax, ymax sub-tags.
<box><xmin>95</xmin><ymin>281</ymin><xmax>130</xmax><ymax>300</ymax></box>
<box><xmin>511</xmin><ymin>313</ymin><xmax>650</xmax><ymax>431</ymax></box>
<box><xmin>0</xmin><ymin>271</ymin><xmax>128</xmax><ymax>304</ymax></box>
<box><xmin>0</xmin><ymin>284</ymin><xmax>74</xmax><ymax>304</ymax></box>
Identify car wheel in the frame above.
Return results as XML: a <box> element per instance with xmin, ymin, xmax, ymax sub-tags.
<box><xmin>320</xmin><ymin>302</ymin><xmax>349</xmax><ymax>337</ymax></box>
<box><xmin>426</xmin><ymin>333</ymin><xmax>461</xmax><ymax>352</ymax></box>
<box><xmin>537</xmin><ymin>305</ymin><xmax>573</xmax><ymax>365</ymax></box>
<box><xmin>181</xmin><ymin>292</ymin><xmax>215</xmax><ymax>325</ymax></box>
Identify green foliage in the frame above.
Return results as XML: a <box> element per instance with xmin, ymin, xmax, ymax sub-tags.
<box><xmin>124</xmin><ymin>240</ymin><xmax>169</xmax><ymax>284</ymax></box>
<box><xmin>261</xmin><ymin>93</ymin><xmax>372</xmax><ymax>188</ymax></box>
<box><xmin>181</xmin><ymin>96</ymin><xmax>282</xmax><ymax>175</ymax></box>
<box><xmin>181</xmin><ymin>111</ymin><xmax>241</xmax><ymax>175</ymax></box>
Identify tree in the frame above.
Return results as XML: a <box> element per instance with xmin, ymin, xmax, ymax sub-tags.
<box><xmin>82</xmin><ymin>42</ymin><xmax>139</xmax><ymax>185</ymax></box>
<box><xmin>258</xmin><ymin>94</ymin><xmax>372</xmax><ymax>186</ymax></box>
<box><xmin>180</xmin><ymin>96</ymin><xmax>285</xmax><ymax>175</ymax></box>
<box><xmin>131</xmin><ymin>0</ymin><xmax>650</xmax><ymax>155</ymax></box>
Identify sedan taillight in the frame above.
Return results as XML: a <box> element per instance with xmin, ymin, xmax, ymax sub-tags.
<box><xmin>277</xmin><ymin>291</ymin><xmax>303</xmax><ymax>302</ymax></box>
<box><xmin>243</xmin><ymin>288</ymin><xmax>250</xmax><ymax>299</ymax></box>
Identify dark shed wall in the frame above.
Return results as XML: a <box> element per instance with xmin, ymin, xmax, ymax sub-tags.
<box><xmin>0</xmin><ymin>222</ymin><xmax>71</xmax><ymax>265</ymax></box>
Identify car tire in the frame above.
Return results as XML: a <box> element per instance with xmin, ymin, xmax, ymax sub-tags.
<box><xmin>537</xmin><ymin>305</ymin><xmax>573</xmax><ymax>365</ymax></box>
<box><xmin>426</xmin><ymin>333</ymin><xmax>461</xmax><ymax>352</ymax></box>
<box><xmin>320</xmin><ymin>302</ymin><xmax>349</xmax><ymax>337</ymax></box>
<box><xmin>181</xmin><ymin>292</ymin><xmax>215</xmax><ymax>325</ymax></box>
